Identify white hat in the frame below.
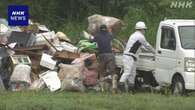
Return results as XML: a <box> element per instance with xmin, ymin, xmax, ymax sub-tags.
<box><xmin>135</xmin><ymin>21</ymin><xmax>147</xmax><ymax>30</ymax></box>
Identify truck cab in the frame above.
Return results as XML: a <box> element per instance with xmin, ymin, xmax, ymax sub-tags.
<box><xmin>154</xmin><ymin>19</ymin><xmax>195</xmax><ymax>94</ymax></box>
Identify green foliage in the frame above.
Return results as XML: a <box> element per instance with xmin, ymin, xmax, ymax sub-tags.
<box><xmin>118</xmin><ymin>0</ymin><xmax>195</xmax><ymax>45</ymax></box>
<box><xmin>1</xmin><ymin>91</ymin><xmax>195</xmax><ymax>110</ymax></box>
<box><xmin>58</xmin><ymin>21</ymin><xmax>86</xmax><ymax>43</ymax></box>
<box><xmin>1</xmin><ymin>0</ymin><xmax>195</xmax><ymax>45</ymax></box>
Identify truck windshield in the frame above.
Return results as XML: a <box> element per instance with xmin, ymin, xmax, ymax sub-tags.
<box><xmin>179</xmin><ymin>26</ymin><xmax>195</xmax><ymax>49</ymax></box>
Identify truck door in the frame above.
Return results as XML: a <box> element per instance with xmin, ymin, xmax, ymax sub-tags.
<box><xmin>155</xmin><ymin>26</ymin><xmax>177</xmax><ymax>84</ymax></box>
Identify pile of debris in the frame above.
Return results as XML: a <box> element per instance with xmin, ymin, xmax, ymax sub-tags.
<box><xmin>0</xmin><ymin>15</ymin><xmax>124</xmax><ymax>92</ymax></box>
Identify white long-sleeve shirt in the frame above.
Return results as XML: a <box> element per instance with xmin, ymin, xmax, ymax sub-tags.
<box><xmin>124</xmin><ymin>31</ymin><xmax>155</xmax><ymax>57</ymax></box>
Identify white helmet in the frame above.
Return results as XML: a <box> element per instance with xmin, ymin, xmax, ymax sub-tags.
<box><xmin>135</xmin><ymin>21</ymin><xmax>147</xmax><ymax>30</ymax></box>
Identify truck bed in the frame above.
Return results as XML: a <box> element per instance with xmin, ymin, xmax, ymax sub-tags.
<box><xmin>115</xmin><ymin>52</ymin><xmax>155</xmax><ymax>71</ymax></box>
<box><xmin>137</xmin><ymin>52</ymin><xmax>155</xmax><ymax>71</ymax></box>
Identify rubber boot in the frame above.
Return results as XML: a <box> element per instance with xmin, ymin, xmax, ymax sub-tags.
<box><xmin>112</xmin><ymin>74</ymin><xmax>118</xmax><ymax>94</ymax></box>
<box><xmin>128</xmin><ymin>83</ymin><xmax>135</xmax><ymax>94</ymax></box>
<box><xmin>118</xmin><ymin>82</ymin><xmax>126</xmax><ymax>93</ymax></box>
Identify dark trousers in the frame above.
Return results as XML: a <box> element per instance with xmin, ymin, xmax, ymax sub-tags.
<box><xmin>98</xmin><ymin>53</ymin><xmax>118</xmax><ymax>89</ymax></box>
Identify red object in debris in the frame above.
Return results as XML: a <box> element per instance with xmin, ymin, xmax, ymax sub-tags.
<box><xmin>83</xmin><ymin>68</ymin><xmax>98</xmax><ymax>86</ymax></box>
<box><xmin>16</xmin><ymin>82</ymin><xmax>20</xmax><ymax>89</ymax></box>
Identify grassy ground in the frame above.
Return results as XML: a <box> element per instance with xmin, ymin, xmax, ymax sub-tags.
<box><xmin>0</xmin><ymin>91</ymin><xmax>195</xmax><ymax>110</ymax></box>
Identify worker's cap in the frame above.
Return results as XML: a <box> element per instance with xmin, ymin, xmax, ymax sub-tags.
<box><xmin>100</xmin><ymin>24</ymin><xmax>108</xmax><ymax>31</ymax></box>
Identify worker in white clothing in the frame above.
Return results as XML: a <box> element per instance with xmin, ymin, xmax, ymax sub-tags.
<box><xmin>118</xmin><ymin>21</ymin><xmax>155</xmax><ymax>92</ymax></box>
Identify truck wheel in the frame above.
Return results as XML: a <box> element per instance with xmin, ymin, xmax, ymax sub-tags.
<box><xmin>171</xmin><ymin>75</ymin><xmax>186</xmax><ymax>96</ymax></box>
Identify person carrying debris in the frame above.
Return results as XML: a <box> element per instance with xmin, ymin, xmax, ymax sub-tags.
<box><xmin>119</xmin><ymin>21</ymin><xmax>155</xmax><ymax>92</ymax></box>
<box><xmin>91</xmin><ymin>24</ymin><xmax>118</xmax><ymax>93</ymax></box>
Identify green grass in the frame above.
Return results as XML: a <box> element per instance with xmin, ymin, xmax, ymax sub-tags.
<box><xmin>0</xmin><ymin>91</ymin><xmax>195</xmax><ymax>110</ymax></box>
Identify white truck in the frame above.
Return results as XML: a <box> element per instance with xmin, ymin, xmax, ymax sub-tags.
<box><xmin>115</xmin><ymin>19</ymin><xmax>195</xmax><ymax>95</ymax></box>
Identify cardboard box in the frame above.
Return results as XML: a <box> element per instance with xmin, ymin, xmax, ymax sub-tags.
<box><xmin>40</xmin><ymin>53</ymin><xmax>57</xmax><ymax>70</ymax></box>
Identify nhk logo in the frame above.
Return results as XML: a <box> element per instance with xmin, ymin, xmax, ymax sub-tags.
<box><xmin>8</xmin><ymin>5</ymin><xmax>29</xmax><ymax>26</ymax></box>
<box><xmin>170</xmin><ymin>1</ymin><xmax>193</xmax><ymax>8</ymax></box>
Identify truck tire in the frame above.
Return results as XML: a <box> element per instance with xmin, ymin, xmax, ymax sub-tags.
<box><xmin>171</xmin><ymin>75</ymin><xmax>186</xmax><ymax>96</ymax></box>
